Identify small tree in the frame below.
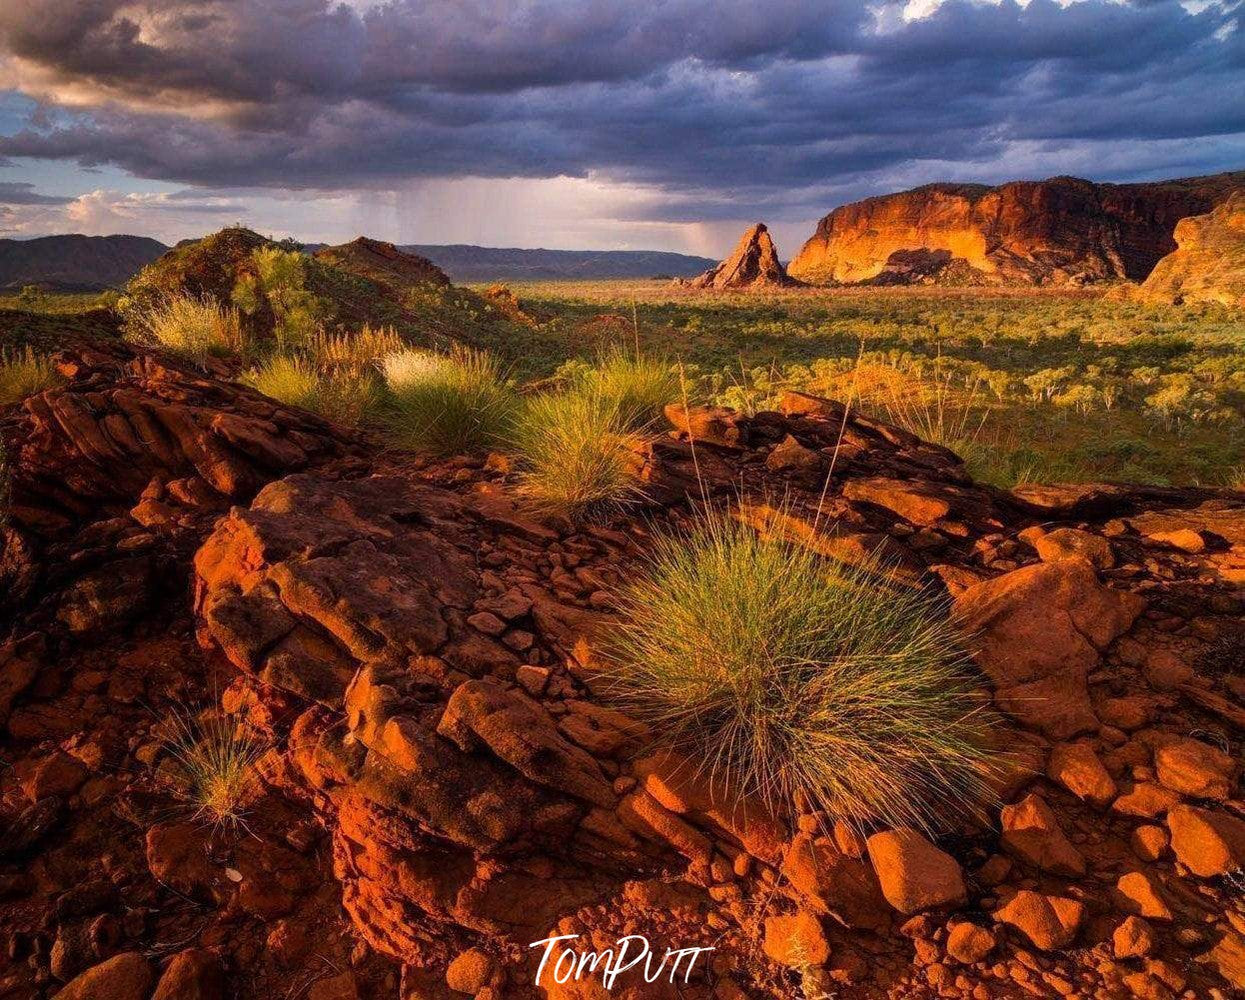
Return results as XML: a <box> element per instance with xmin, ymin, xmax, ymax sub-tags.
<box><xmin>16</xmin><ymin>285</ymin><xmax>45</xmax><ymax>310</ymax></box>
<box><xmin>232</xmin><ymin>247</ymin><xmax>326</xmax><ymax>350</ymax></box>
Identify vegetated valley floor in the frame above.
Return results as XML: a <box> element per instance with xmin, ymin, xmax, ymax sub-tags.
<box><xmin>482</xmin><ymin>281</ymin><xmax>1245</xmax><ymax>489</ymax></box>
<box><xmin>4</xmin><ymin>281</ymin><xmax>1243</xmax><ymax>491</ymax></box>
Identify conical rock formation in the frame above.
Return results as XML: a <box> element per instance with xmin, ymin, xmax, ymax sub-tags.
<box><xmin>688</xmin><ymin>223</ymin><xmax>798</xmax><ymax>289</ymax></box>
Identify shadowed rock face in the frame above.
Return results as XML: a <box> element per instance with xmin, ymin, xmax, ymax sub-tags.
<box><xmin>1137</xmin><ymin>192</ymin><xmax>1245</xmax><ymax>307</ymax></box>
<box><xmin>688</xmin><ymin>223</ymin><xmax>797</xmax><ymax>289</ymax></box>
<box><xmin>789</xmin><ymin>172</ymin><xmax>1245</xmax><ymax>286</ymax></box>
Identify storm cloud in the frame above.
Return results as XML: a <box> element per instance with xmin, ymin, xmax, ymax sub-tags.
<box><xmin>0</xmin><ymin>0</ymin><xmax>1240</xmax><ymax>244</ymax></box>
<box><xmin>0</xmin><ymin>180</ymin><xmax>71</xmax><ymax>205</ymax></box>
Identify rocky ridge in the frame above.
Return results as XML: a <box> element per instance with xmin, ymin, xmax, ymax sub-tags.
<box><xmin>0</xmin><ymin>351</ymin><xmax>1243</xmax><ymax>998</ymax></box>
<box><xmin>788</xmin><ymin>171</ymin><xmax>1245</xmax><ymax>287</ymax></box>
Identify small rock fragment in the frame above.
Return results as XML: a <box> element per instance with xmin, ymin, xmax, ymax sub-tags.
<box><xmin>994</xmin><ymin>890</ymin><xmax>1085</xmax><ymax>951</ymax></box>
<box><xmin>866</xmin><ymin>828</ymin><xmax>967</xmax><ymax>915</ymax></box>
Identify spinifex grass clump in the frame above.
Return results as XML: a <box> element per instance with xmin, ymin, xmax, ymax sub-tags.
<box><xmin>607</xmin><ymin>509</ymin><xmax>996</xmax><ymax>832</ymax></box>
<box><xmin>382</xmin><ymin>346</ymin><xmax>515</xmax><ymax>454</ymax></box>
<box><xmin>158</xmin><ymin>705</ymin><xmax>265</xmax><ymax>829</ymax></box>
<box><xmin>129</xmin><ymin>294</ymin><xmax>246</xmax><ymax>361</ymax></box>
<box><xmin>242</xmin><ymin>353</ymin><xmax>320</xmax><ymax>409</ymax></box>
<box><xmin>242</xmin><ymin>353</ymin><xmax>379</xmax><ymax>426</ymax></box>
<box><xmin>0</xmin><ymin>346</ymin><xmax>63</xmax><ymax>404</ymax></box>
<box><xmin>509</xmin><ymin>388</ymin><xmax>644</xmax><ymax>521</ymax></box>
<box><xmin>582</xmin><ymin>346</ymin><xmax>681</xmax><ymax>429</ymax></box>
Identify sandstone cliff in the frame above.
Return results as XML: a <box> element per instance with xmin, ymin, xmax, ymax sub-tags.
<box><xmin>1137</xmin><ymin>192</ymin><xmax>1245</xmax><ymax>307</ymax></box>
<box><xmin>788</xmin><ymin>172</ymin><xmax>1245</xmax><ymax>286</ymax></box>
<box><xmin>688</xmin><ymin>222</ymin><xmax>797</xmax><ymax>289</ymax></box>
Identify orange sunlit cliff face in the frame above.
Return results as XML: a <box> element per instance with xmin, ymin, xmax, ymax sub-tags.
<box><xmin>788</xmin><ymin>174</ymin><xmax>1245</xmax><ymax>287</ymax></box>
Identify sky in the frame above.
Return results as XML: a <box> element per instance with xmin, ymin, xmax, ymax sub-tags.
<box><xmin>0</xmin><ymin>0</ymin><xmax>1241</xmax><ymax>258</ymax></box>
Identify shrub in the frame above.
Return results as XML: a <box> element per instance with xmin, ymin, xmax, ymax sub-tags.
<box><xmin>605</xmin><ymin>508</ymin><xmax>996</xmax><ymax>832</ymax></box>
<box><xmin>509</xmin><ymin>389</ymin><xmax>644</xmax><ymax>521</ymax></box>
<box><xmin>129</xmin><ymin>294</ymin><xmax>245</xmax><ymax>361</ymax></box>
<box><xmin>242</xmin><ymin>353</ymin><xmax>379</xmax><ymax>426</ymax></box>
<box><xmin>581</xmin><ymin>347</ymin><xmax>681</xmax><ymax>429</ymax></box>
<box><xmin>157</xmin><ymin>704</ymin><xmax>265</xmax><ymax>829</ymax></box>
<box><xmin>0</xmin><ymin>346</ymin><xmax>64</xmax><ymax>404</ymax></box>
<box><xmin>232</xmin><ymin>246</ymin><xmax>327</xmax><ymax>349</ymax></box>
<box><xmin>382</xmin><ymin>346</ymin><xmax>515</xmax><ymax>455</ymax></box>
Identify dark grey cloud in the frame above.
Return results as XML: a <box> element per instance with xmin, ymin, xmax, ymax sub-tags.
<box><xmin>0</xmin><ymin>180</ymin><xmax>71</xmax><ymax>205</ymax></box>
<box><xmin>0</xmin><ymin>0</ymin><xmax>1241</xmax><ymax>222</ymax></box>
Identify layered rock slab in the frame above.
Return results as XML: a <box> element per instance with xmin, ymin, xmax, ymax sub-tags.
<box><xmin>954</xmin><ymin>556</ymin><xmax>1144</xmax><ymax>738</ymax></box>
<box><xmin>193</xmin><ymin>474</ymin><xmax>677</xmax><ymax>970</ymax></box>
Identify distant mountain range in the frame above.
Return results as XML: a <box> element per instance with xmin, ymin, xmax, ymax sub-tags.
<box><xmin>0</xmin><ymin>235</ymin><xmax>168</xmax><ymax>292</ymax></box>
<box><xmin>1</xmin><ymin>235</ymin><xmax>716</xmax><ymax>291</ymax></box>
<box><xmin>399</xmin><ymin>245</ymin><xmax>716</xmax><ymax>281</ymax></box>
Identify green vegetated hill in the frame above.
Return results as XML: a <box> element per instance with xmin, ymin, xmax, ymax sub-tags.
<box><xmin>122</xmin><ymin>227</ymin><xmax>534</xmax><ymax>352</ymax></box>
<box><xmin>0</xmin><ymin>305</ymin><xmax>122</xmax><ymax>352</ymax></box>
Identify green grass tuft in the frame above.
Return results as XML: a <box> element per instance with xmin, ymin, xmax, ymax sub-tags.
<box><xmin>242</xmin><ymin>353</ymin><xmax>379</xmax><ymax>425</ymax></box>
<box><xmin>605</xmin><ymin>507</ymin><xmax>997</xmax><ymax>832</ymax></box>
<box><xmin>382</xmin><ymin>346</ymin><xmax>516</xmax><ymax>455</ymax></box>
<box><xmin>242</xmin><ymin>353</ymin><xmax>320</xmax><ymax>408</ymax></box>
<box><xmin>580</xmin><ymin>346</ymin><xmax>681</xmax><ymax>429</ymax></box>
<box><xmin>509</xmin><ymin>388</ymin><xmax>645</xmax><ymax>521</ymax></box>
<box><xmin>157</xmin><ymin>704</ymin><xmax>266</xmax><ymax>829</ymax></box>
<box><xmin>0</xmin><ymin>346</ymin><xmax>64</xmax><ymax>405</ymax></box>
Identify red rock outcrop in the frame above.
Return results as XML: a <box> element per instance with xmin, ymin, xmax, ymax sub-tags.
<box><xmin>1137</xmin><ymin>191</ymin><xmax>1245</xmax><ymax>306</ymax></box>
<box><xmin>0</xmin><ymin>340</ymin><xmax>365</xmax><ymax>623</ymax></box>
<box><xmin>687</xmin><ymin>223</ymin><xmax>797</xmax><ymax>289</ymax></box>
<box><xmin>2</xmin><ymin>342</ymin><xmax>1244</xmax><ymax>998</ymax></box>
<box><xmin>184</xmin><ymin>390</ymin><xmax>1245</xmax><ymax>997</ymax></box>
<box><xmin>788</xmin><ymin>171</ymin><xmax>1245</xmax><ymax>286</ymax></box>
<box><xmin>312</xmin><ymin>236</ymin><xmax>451</xmax><ymax>291</ymax></box>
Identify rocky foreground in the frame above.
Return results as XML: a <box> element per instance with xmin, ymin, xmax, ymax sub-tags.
<box><xmin>1</xmin><ymin>343</ymin><xmax>1243</xmax><ymax>999</ymax></box>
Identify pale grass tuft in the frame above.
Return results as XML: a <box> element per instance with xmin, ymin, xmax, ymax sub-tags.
<box><xmin>0</xmin><ymin>346</ymin><xmax>64</xmax><ymax>404</ymax></box>
<box><xmin>875</xmin><ymin>362</ymin><xmax>991</xmax><ymax>455</ymax></box>
<box><xmin>509</xmin><ymin>389</ymin><xmax>645</xmax><ymax>521</ymax></box>
<box><xmin>307</xmin><ymin>325</ymin><xmax>404</xmax><ymax>374</ymax></box>
<box><xmin>382</xmin><ymin>346</ymin><xmax>515</xmax><ymax>454</ymax></box>
<box><xmin>129</xmin><ymin>294</ymin><xmax>246</xmax><ymax>361</ymax></box>
<box><xmin>157</xmin><ymin>704</ymin><xmax>266</xmax><ymax>829</ymax></box>
<box><xmin>606</xmin><ymin>506</ymin><xmax>997</xmax><ymax>833</ymax></box>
